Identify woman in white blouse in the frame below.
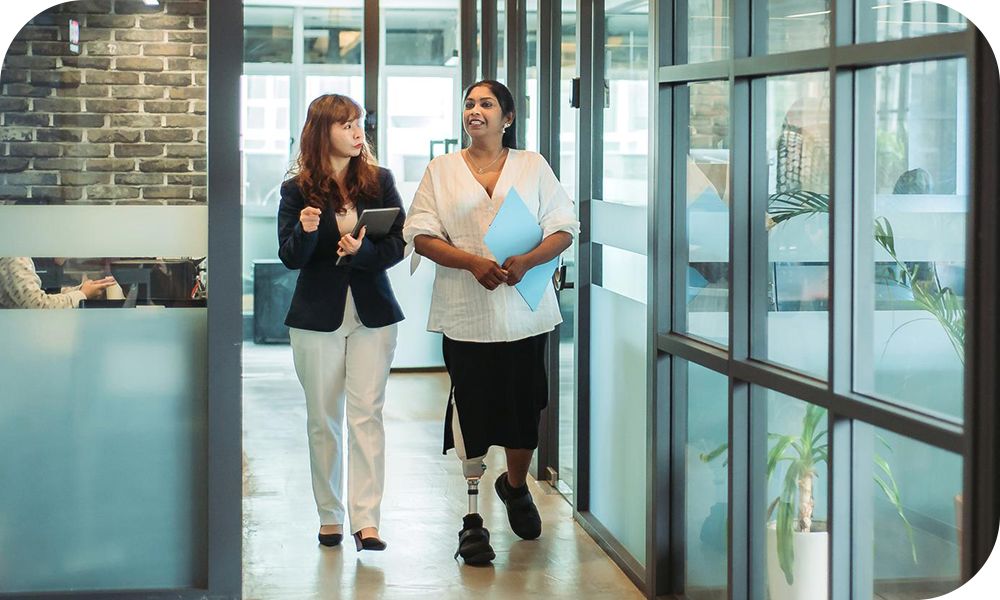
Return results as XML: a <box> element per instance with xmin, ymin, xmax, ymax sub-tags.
<box><xmin>403</xmin><ymin>80</ymin><xmax>579</xmax><ymax>565</ymax></box>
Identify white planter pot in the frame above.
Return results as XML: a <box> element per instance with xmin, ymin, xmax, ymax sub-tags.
<box><xmin>766</xmin><ymin>521</ymin><xmax>828</xmax><ymax>600</ymax></box>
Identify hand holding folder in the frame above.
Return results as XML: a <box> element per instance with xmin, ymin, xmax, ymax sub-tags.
<box><xmin>483</xmin><ymin>187</ymin><xmax>559</xmax><ymax>311</ymax></box>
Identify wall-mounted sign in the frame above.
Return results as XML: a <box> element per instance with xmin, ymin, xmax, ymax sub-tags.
<box><xmin>69</xmin><ymin>19</ymin><xmax>79</xmax><ymax>54</ymax></box>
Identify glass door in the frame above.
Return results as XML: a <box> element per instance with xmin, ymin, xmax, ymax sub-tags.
<box><xmin>585</xmin><ymin>0</ymin><xmax>651</xmax><ymax>568</ymax></box>
<box><xmin>554</xmin><ymin>0</ymin><xmax>579</xmax><ymax>502</ymax></box>
<box><xmin>379</xmin><ymin>0</ymin><xmax>462</xmax><ymax>368</ymax></box>
<box><xmin>241</xmin><ymin>3</ymin><xmax>363</xmax><ymax>339</ymax></box>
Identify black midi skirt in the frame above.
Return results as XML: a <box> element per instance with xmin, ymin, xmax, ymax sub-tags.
<box><xmin>442</xmin><ymin>333</ymin><xmax>549</xmax><ymax>459</ymax></box>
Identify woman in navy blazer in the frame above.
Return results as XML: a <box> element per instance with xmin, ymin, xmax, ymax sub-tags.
<box><xmin>277</xmin><ymin>94</ymin><xmax>405</xmax><ymax>552</ymax></box>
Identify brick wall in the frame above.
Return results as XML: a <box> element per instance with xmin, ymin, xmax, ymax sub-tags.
<box><xmin>0</xmin><ymin>0</ymin><xmax>206</xmax><ymax>205</ymax></box>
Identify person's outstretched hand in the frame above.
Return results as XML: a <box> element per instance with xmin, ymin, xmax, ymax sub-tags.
<box><xmin>81</xmin><ymin>275</ymin><xmax>117</xmax><ymax>300</ymax></box>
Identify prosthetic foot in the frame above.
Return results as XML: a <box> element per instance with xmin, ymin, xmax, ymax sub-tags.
<box><xmin>455</xmin><ymin>458</ymin><xmax>495</xmax><ymax>565</ymax></box>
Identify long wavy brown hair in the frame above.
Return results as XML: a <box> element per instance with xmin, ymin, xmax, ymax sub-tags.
<box><xmin>291</xmin><ymin>94</ymin><xmax>380</xmax><ymax>212</ymax></box>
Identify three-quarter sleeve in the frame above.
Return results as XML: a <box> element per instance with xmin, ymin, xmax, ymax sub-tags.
<box><xmin>276</xmin><ymin>180</ymin><xmax>319</xmax><ymax>270</ymax></box>
<box><xmin>0</xmin><ymin>257</ymin><xmax>85</xmax><ymax>309</ymax></box>
<box><xmin>403</xmin><ymin>163</ymin><xmax>448</xmax><ymax>245</ymax></box>
<box><xmin>536</xmin><ymin>159</ymin><xmax>581</xmax><ymax>239</ymax></box>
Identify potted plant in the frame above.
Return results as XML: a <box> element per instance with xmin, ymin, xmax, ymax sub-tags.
<box><xmin>700</xmin><ymin>403</ymin><xmax>916</xmax><ymax>600</ymax></box>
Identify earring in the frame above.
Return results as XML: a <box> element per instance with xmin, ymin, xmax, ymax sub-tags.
<box><xmin>503</xmin><ymin>123</ymin><xmax>510</xmax><ymax>131</ymax></box>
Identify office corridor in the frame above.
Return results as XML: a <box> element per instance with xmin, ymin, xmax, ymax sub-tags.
<box><xmin>241</xmin><ymin>344</ymin><xmax>643</xmax><ymax>599</ymax></box>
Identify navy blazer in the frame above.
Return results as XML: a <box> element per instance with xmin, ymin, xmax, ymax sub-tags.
<box><xmin>277</xmin><ymin>167</ymin><xmax>406</xmax><ymax>332</ymax></box>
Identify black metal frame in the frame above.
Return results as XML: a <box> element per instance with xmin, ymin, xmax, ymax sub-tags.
<box><xmin>654</xmin><ymin>2</ymin><xmax>999</xmax><ymax>600</ymax></box>
<box><xmin>363</xmin><ymin>0</ymin><xmax>379</xmax><ymax>155</ymax></box>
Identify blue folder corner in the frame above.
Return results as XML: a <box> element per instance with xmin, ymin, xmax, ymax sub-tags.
<box><xmin>483</xmin><ymin>187</ymin><xmax>558</xmax><ymax>311</ymax></box>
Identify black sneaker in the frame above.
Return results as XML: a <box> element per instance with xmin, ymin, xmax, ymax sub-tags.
<box><xmin>455</xmin><ymin>513</ymin><xmax>495</xmax><ymax>566</ymax></box>
<box><xmin>494</xmin><ymin>472</ymin><xmax>542</xmax><ymax>540</ymax></box>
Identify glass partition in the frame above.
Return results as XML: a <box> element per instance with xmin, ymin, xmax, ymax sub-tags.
<box><xmin>856</xmin><ymin>0</ymin><xmax>966</xmax><ymax>44</ymax></box>
<box><xmin>759</xmin><ymin>71</ymin><xmax>830</xmax><ymax>379</ymax></box>
<box><xmin>765</xmin><ymin>0</ymin><xmax>830</xmax><ymax>54</ymax></box>
<box><xmin>244</xmin><ymin>6</ymin><xmax>294</xmax><ymax>64</ymax></box>
<box><xmin>685</xmin><ymin>362</ymin><xmax>729</xmax><ymax>599</ymax></box>
<box><xmin>0</xmin><ymin>256</ymin><xmax>206</xmax><ymax>309</ymax></box>
<box><xmin>304</xmin><ymin>7</ymin><xmax>363</xmax><ymax>65</ymax></box>
<box><xmin>855</xmin><ymin>424</ymin><xmax>962</xmax><ymax>598</ymax></box>
<box><xmin>684</xmin><ymin>80</ymin><xmax>730</xmax><ymax>345</ymax></box>
<box><xmin>854</xmin><ymin>59</ymin><xmax>966</xmax><ymax>420</ymax></box>
<box><xmin>0</xmin><ymin>0</ymin><xmax>209</xmax><ymax>593</ymax></box>
<box><xmin>602</xmin><ymin>0</ymin><xmax>649</xmax><ymax>206</ymax></box>
<box><xmin>688</xmin><ymin>0</ymin><xmax>730</xmax><ymax>63</ymax></box>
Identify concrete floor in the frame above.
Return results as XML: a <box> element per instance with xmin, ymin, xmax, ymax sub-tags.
<box><xmin>242</xmin><ymin>343</ymin><xmax>644</xmax><ymax>600</ymax></box>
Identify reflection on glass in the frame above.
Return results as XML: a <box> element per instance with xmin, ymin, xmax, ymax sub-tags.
<box><xmin>556</xmin><ymin>0</ymin><xmax>578</xmax><ymax>502</ymax></box>
<box><xmin>525</xmin><ymin>0</ymin><xmax>539</xmax><ymax>151</ymax></box>
<box><xmin>384</xmin><ymin>77</ymin><xmax>456</xmax><ymax>190</ymax></box>
<box><xmin>754</xmin><ymin>390</ymin><xmax>829</xmax><ymax>600</ymax></box>
<box><xmin>688</xmin><ymin>0</ymin><xmax>730</xmax><ymax>63</ymax></box>
<box><xmin>762</xmin><ymin>72</ymin><xmax>829</xmax><ymax>378</ymax></box>
<box><xmin>854</xmin><ymin>60</ymin><xmax>966</xmax><ymax>420</ymax></box>
<box><xmin>497</xmin><ymin>0</ymin><xmax>508</xmax><ymax>80</ymax></box>
<box><xmin>857</xmin><ymin>0</ymin><xmax>966</xmax><ymax>43</ymax></box>
<box><xmin>241</xmin><ymin>75</ymin><xmax>291</xmax><ymax>307</ymax></box>
<box><xmin>303</xmin><ymin>7</ymin><xmax>363</xmax><ymax>64</ymax></box>
<box><xmin>384</xmin><ymin>4</ymin><xmax>458</xmax><ymax>66</ymax></box>
<box><xmin>685</xmin><ymin>362</ymin><xmax>728</xmax><ymax>600</ymax></box>
<box><xmin>767</xmin><ymin>0</ymin><xmax>830</xmax><ymax>54</ymax></box>
<box><xmin>685</xmin><ymin>81</ymin><xmax>729</xmax><ymax>345</ymax></box>
<box><xmin>244</xmin><ymin>6</ymin><xmax>294</xmax><ymax>64</ymax></box>
<box><xmin>303</xmin><ymin>76</ymin><xmax>364</xmax><ymax>130</ymax></box>
<box><xmin>0</xmin><ymin>256</ymin><xmax>206</xmax><ymax>309</ymax></box>
<box><xmin>559</xmin><ymin>1</ymin><xmax>577</xmax><ymax>204</ymax></box>
<box><xmin>603</xmin><ymin>0</ymin><xmax>649</xmax><ymax>206</ymax></box>
<box><xmin>856</xmin><ymin>425</ymin><xmax>962</xmax><ymax>599</ymax></box>
<box><xmin>381</xmin><ymin>1</ymin><xmax>458</xmax><ymax>368</ymax></box>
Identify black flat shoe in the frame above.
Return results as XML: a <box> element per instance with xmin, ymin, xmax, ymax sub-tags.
<box><xmin>455</xmin><ymin>513</ymin><xmax>495</xmax><ymax>566</ymax></box>
<box><xmin>353</xmin><ymin>531</ymin><xmax>387</xmax><ymax>551</ymax></box>
<box><xmin>318</xmin><ymin>532</ymin><xmax>343</xmax><ymax>547</ymax></box>
<box><xmin>495</xmin><ymin>472</ymin><xmax>542</xmax><ymax>540</ymax></box>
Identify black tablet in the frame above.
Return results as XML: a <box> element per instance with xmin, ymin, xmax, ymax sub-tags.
<box><xmin>335</xmin><ymin>207</ymin><xmax>401</xmax><ymax>265</ymax></box>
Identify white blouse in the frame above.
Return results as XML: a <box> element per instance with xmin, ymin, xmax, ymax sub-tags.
<box><xmin>403</xmin><ymin>149</ymin><xmax>580</xmax><ymax>343</ymax></box>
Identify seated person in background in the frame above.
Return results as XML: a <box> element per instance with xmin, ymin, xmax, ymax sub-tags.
<box><xmin>0</xmin><ymin>257</ymin><xmax>116</xmax><ymax>309</ymax></box>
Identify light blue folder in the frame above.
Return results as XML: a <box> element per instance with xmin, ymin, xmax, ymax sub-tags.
<box><xmin>483</xmin><ymin>187</ymin><xmax>559</xmax><ymax>311</ymax></box>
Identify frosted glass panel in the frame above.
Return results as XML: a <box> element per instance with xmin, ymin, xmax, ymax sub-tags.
<box><xmin>0</xmin><ymin>206</ymin><xmax>208</xmax><ymax>257</ymax></box>
<box><xmin>685</xmin><ymin>362</ymin><xmax>728</xmax><ymax>599</ymax></box>
<box><xmin>858</xmin><ymin>425</ymin><xmax>962</xmax><ymax>598</ymax></box>
<box><xmin>0</xmin><ymin>309</ymin><xmax>208</xmax><ymax>593</ymax></box>
<box><xmin>600</xmin><ymin>245</ymin><xmax>647</xmax><ymax>304</ymax></box>
<box><xmin>590</xmin><ymin>285</ymin><xmax>647</xmax><ymax>565</ymax></box>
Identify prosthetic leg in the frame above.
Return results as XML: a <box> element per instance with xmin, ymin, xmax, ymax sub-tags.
<box><xmin>455</xmin><ymin>456</ymin><xmax>495</xmax><ymax>565</ymax></box>
<box><xmin>463</xmin><ymin>458</ymin><xmax>486</xmax><ymax>514</ymax></box>
<box><xmin>448</xmin><ymin>387</ymin><xmax>495</xmax><ymax>565</ymax></box>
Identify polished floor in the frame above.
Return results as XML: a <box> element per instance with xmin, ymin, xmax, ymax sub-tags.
<box><xmin>242</xmin><ymin>343</ymin><xmax>644</xmax><ymax>600</ymax></box>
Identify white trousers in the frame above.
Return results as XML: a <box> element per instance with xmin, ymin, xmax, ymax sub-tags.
<box><xmin>289</xmin><ymin>291</ymin><xmax>397</xmax><ymax>532</ymax></box>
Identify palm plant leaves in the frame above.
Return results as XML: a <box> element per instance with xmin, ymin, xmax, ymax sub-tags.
<box><xmin>874</xmin><ymin>216</ymin><xmax>966</xmax><ymax>364</ymax></box>
<box><xmin>768</xmin><ymin>192</ymin><xmax>966</xmax><ymax>365</ymax></box>
<box><xmin>767</xmin><ymin>190</ymin><xmax>830</xmax><ymax>225</ymax></box>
